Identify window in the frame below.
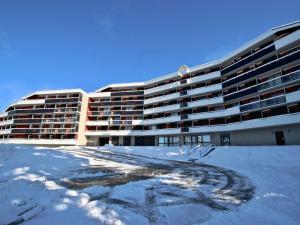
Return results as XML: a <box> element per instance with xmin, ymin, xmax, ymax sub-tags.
<box><xmin>184</xmin><ymin>135</ymin><xmax>211</xmax><ymax>146</ymax></box>
<box><xmin>159</xmin><ymin>136</ymin><xmax>179</xmax><ymax>146</ymax></box>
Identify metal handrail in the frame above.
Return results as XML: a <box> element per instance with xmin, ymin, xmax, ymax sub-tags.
<box><xmin>187</xmin><ymin>143</ymin><xmax>215</xmax><ymax>158</ymax></box>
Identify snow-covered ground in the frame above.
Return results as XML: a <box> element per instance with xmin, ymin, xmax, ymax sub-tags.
<box><xmin>0</xmin><ymin>144</ymin><xmax>299</xmax><ymax>225</ymax></box>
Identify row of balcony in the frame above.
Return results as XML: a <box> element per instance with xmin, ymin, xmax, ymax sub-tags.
<box><xmin>223</xmin><ymin>49</ymin><xmax>300</xmax><ymax>88</ymax></box>
<box><xmin>257</xmin><ymin>70</ymin><xmax>300</xmax><ymax>91</ymax></box>
<box><xmin>221</xmin><ymin>45</ymin><xmax>275</xmax><ymax>75</ymax></box>
<box><xmin>144</xmin><ymin>71</ymin><xmax>221</xmax><ymax>96</ymax></box>
<box><xmin>7</xmin><ymin>107</ymin><xmax>80</xmax><ymax>116</ymax></box>
<box><xmin>86</xmin><ymin>120</ymin><xmax>143</xmax><ymax>126</ymax></box>
<box><xmin>144</xmin><ymin>83</ymin><xmax>222</xmax><ymax>105</ymax></box>
<box><xmin>144</xmin><ymin>96</ymin><xmax>223</xmax><ymax>115</ymax></box>
<box><xmin>9</xmin><ymin>128</ymin><xmax>77</xmax><ymax>134</ymax></box>
<box><xmin>240</xmin><ymin>95</ymin><xmax>286</xmax><ymax>112</ymax></box>
<box><xmin>89</xmin><ymin>101</ymin><xmax>143</xmax><ymax>106</ymax></box>
<box><xmin>88</xmin><ymin>110</ymin><xmax>144</xmax><ymax>116</ymax></box>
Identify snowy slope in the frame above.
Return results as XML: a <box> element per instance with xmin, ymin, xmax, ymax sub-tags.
<box><xmin>0</xmin><ymin>144</ymin><xmax>299</xmax><ymax>225</ymax></box>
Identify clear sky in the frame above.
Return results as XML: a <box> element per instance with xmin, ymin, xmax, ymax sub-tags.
<box><xmin>0</xmin><ymin>0</ymin><xmax>299</xmax><ymax>111</ymax></box>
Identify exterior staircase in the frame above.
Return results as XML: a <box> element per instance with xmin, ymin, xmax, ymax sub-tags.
<box><xmin>187</xmin><ymin>143</ymin><xmax>215</xmax><ymax>161</ymax></box>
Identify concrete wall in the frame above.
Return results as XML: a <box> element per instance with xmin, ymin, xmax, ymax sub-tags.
<box><xmin>77</xmin><ymin>93</ymin><xmax>89</xmax><ymax>146</ymax></box>
<box><xmin>85</xmin><ymin>124</ymin><xmax>300</xmax><ymax>146</ymax></box>
<box><xmin>228</xmin><ymin>124</ymin><xmax>300</xmax><ymax>146</ymax></box>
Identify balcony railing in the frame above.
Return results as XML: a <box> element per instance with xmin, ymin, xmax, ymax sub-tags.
<box><xmin>258</xmin><ymin>70</ymin><xmax>300</xmax><ymax>91</ymax></box>
<box><xmin>240</xmin><ymin>95</ymin><xmax>286</xmax><ymax>112</ymax></box>
<box><xmin>224</xmin><ymin>86</ymin><xmax>258</xmax><ymax>102</ymax></box>
<box><xmin>223</xmin><ymin>50</ymin><xmax>300</xmax><ymax>88</ymax></box>
<box><xmin>181</xmin><ymin>127</ymin><xmax>189</xmax><ymax>132</ymax></box>
<box><xmin>180</xmin><ymin>79</ymin><xmax>187</xmax><ymax>84</ymax></box>
<box><xmin>89</xmin><ymin>101</ymin><xmax>144</xmax><ymax>106</ymax></box>
<box><xmin>180</xmin><ymin>102</ymin><xmax>188</xmax><ymax>108</ymax></box>
<box><xmin>111</xmin><ymin>91</ymin><xmax>144</xmax><ymax>96</ymax></box>
<box><xmin>221</xmin><ymin>45</ymin><xmax>275</xmax><ymax>75</ymax></box>
<box><xmin>181</xmin><ymin>114</ymin><xmax>188</xmax><ymax>120</ymax></box>
<box><xmin>180</xmin><ymin>90</ymin><xmax>188</xmax><ymax>96</ymax></box>
<box><xmin>45</xmin><ymin>98</ymin><xmax>79</xmax><ymax>104</ymax></box>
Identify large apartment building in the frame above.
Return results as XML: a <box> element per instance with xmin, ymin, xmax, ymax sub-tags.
<box><xmin>1</xmin><ymin>21</ymin><xmax>300</xmax><ymax>146</ymax></box>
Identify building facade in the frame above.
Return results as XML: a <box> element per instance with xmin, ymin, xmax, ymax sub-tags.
<box><xmin>1</xmin><ymin>21</ymin><xmax>300</xmax><ymax>146</ymax></box>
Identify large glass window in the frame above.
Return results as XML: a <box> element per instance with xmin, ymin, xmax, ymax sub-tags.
<box><xmin>184</xmin><ymin>135</ymin><xmax>211</xmax><ymax>146</ymax></box>
<box><xmin>159</xmin><ymin>136</ymin><xmax>179</xmax><ymax>146</ymax></box>
<box><xmin>159</xmin><ymin>137</ymin><xmax>165</xmax><ymax>146</ymax></box>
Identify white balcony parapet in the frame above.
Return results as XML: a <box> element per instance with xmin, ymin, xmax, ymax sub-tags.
<box><xmin>145</xmin><ymin>81</ymin><xmax>180</xmax><ymax>95</ymax></box>
<box><xmin>188</xmin><ymin>96</ymin><xmax>223</xmax><ymax>108</ymax></box>
<box><xmin>86</xmin><ymin>120</ymin><xmax>143</xmax><ymax>126</ymax></box>
<box><xmin>189</xmin><ymin>112</ymin><xmax>300</xmax><ymax>133</ymax></box>
<box><xmin>0</xmin><ymin>112</ymin><xmax>8</xmax><ymax>118</ymax></box>
<box><xmin>286</xmin><ymin>90</ymin><xmax>300</xmax><ymax>104</ymax></box>
<box><xmin>0</xmin><ymin>129</ymin><xmax>12</xmax><ymax>135</ymax></box>
<box><xmin>142</xmin><ymin>116</ymin><xmax>180</xmax><ymax>125</ymax></box>
<box><xmin>188</xmin><ymin>106</ymin><xmax>240</xmax><ymax>120</ymax></box>
<box><xmin>88</xmin><ymin>92</ymin><xmax>111</xmax><ymax>98</ymax></box>
<box><xmin>142</xmin><ymin>128</ymin><xmax>181</xmax><ymax>136</ymax></box>
<box><xmin>0</xmin><ymin>120</ymin><xmax>14</xmax><ymax>127</ymax></box>
<box><xmin>144</xmin><ymin>104</ymin><xmax>180</xmax><ymax>115</ymax></box>
<box><xmin>10</xmin><ymin>99</ymin><xmax>45</xmax><ymax>108</ymax></box>
<box><xmin>85</xmin><ymin>130</ymin><xmax>143</xmax><ymax>136</ymax></box>
<box><xmin>144</xmin><ymin>93</ymin><xmax>180</xmax><ymax>105</ymax></box>
<box><xmin>187</xmin><ymin>83</ymin><xmax>222</xmax><ymax>96</ymax></box>
<box><xmin>0</xmin><ymin>138</ymin><xmax>77</xmax><ymax>145</ymax></box>
<box><xmin>187</xmin><ymin>71</ymin><xmax>221</xmax><ymax>85</ymax></box>
<box><xmin>275</xmin><ymin>29</ymin><xmax>300</xmax><ymax>50</ymax></box>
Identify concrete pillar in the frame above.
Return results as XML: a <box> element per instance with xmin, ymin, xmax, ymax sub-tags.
<box><xmin>119</xmin><ymin>136</ymin><xmax>124</xmax><ymax>146</ymax></box>
<box><xmin>179</xmin><ymin>134</ymin><xmax>184</xmax><ymax>146</ymax></box>
<box><xmin>131</xmin><ymin>136</ymin><xmax>135</xmax><ymax>146</ymax></box>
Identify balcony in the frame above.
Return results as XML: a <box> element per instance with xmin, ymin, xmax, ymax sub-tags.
<box><xmin>180</xmin><ymin>90</ymin><xmax>188</xmax><ymax>96</ymax></box>
<box><xmin>189</xmin><ymin>113</ymin><xmax>300</xmax><ymax>133</ymax></box>
<box><xmin>42</xmin><ymin>118</ymin><xmax>77</xmax><ymax>123</ymax></box>
<box><xmin>143</xmin><ymin>128</ymin><xmax>181</xmax><ymax>136</ymax></box>
<box><xmin>0</xmin><ymin>119</ymin><xmax>14</xmax><ymax>126</ymax></box>
<box><xmin>0</xmin><ymin>129</ymin><xmax>11</xmax><ymax>135</ymax></box>
<box><xmin>180</xmin><ymin>79</ymin><xmax>187</xmax><ymax>84</ymax></box>
<box><xmin>111</xmin><ymin>91</ymin><xmax>144</xmax><ymax>96</ymax></box>
<box><xmin>188</xmin><ymin>96</ymin><xmax>223</xmax><ymax>108</ymax></box>
<box><xmin>11</xmin><ymin>99</ymin><xmax>45</xmax><ymax>107</ymax></box>
<box><xmin>45</xmin><ymin>98</ymin><xmax>79</xmax><ymax>104</ymax></box>
<box><xmin>240</xmin><ymin>95</ymin><xmax>286</xmax><ymax>112</ymax></box>
<box><xmin>7</xmin><ymin>108</ymin><xmax>55</xmax><ymax>116</ymax></box>
<box><xmin>187</xmin><ymin>71</ymin><xmax>221</xmax><ymax>85</ymax></box>
<box><xmin>221</xmin><ymin>45</ymin><xmax>275</xmax><ymax>75</ymax></box>
<box><xmin>286</xmin><ymin>90</ymin><xmax>300</xmax><ymax>104</ymax></box>
<box><xmin>11</xmin><ymin>129</ymin><xmax>41</xmax><ymax>134</ymax></box>
<box><xmin>14</xmin><ymin>119</ymin><xmax>42</xmax><ymax>124</ymax></box>
<box><xmin>144</xmin><ymin>81</ymin><xmax>180</xmax><ymax>95</ymax></box>
<box><xmin>54</xmin><ymin>108</ymin><xmax>78</xmax><ymax>113</ymax></box>
<box><xmin>181</xmin><ymin>114</ymin><xmax>188</xmax><ymax>120</ymax></box>
<box><xmin>224</xmin><ymin>86</ymin><xmax>258</xmax><ymax>102</ymax></box>
<box><xmin>144</xmin><ymin>93</ymin><xmax>180</xmax><ymax>105</ymax></box>
<box><xmin>223</xmin><ymin>50</ymin><xmax>300</xmax><ymax>88</ymax></box>
<box><xmin>188</xmin><ymin>106</ymin><xmax>240</xmax><ymax>120</ymax></box>
<box><xmin>258</xmin><ymin>70</ymin><xmax>300</xmax><ymax>92</ymax></box>
<box><xmin>187</xmin><ymin>84</ymin><xmax>222</xmax><ymax>96</ymax></box>
<box><xmin>142</xmin><ymin>116</ymin><xmax>180</xmax><ymax>125</ymax></box>
<box><xmin>275</xmin><ymin>29</ymin><xmax>300</xmax><ymax>50</ymax></box>
<box><xmin>180</xmin><ymin>102</ymin><xmax>188</xmax><ymax>108</ymax></box>
<box><xmin>144</xmin><ymin>104</ymin><xmax>180</xmax><ymax>115</ymax></box>
<box><xmin>181</xmin><ymin>127</ymin><xmax>189</xmax><ymax>132</ymax></box>
<box><xmin>85</xmin><ymin>130</ymin><xmax>143</xmax><ymax>136</ymax></box>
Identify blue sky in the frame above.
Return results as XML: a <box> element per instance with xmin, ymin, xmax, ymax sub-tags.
<box><xmin>0</xmin><ymin>0</ymin><xmax>299</xmax><ymax>111</ymax></box>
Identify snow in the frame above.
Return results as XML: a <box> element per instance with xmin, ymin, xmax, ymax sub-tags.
<box><xmin>0</xmin><ymin>144</ymin><xmax>300</xmax><ymax>225</ymax></box>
